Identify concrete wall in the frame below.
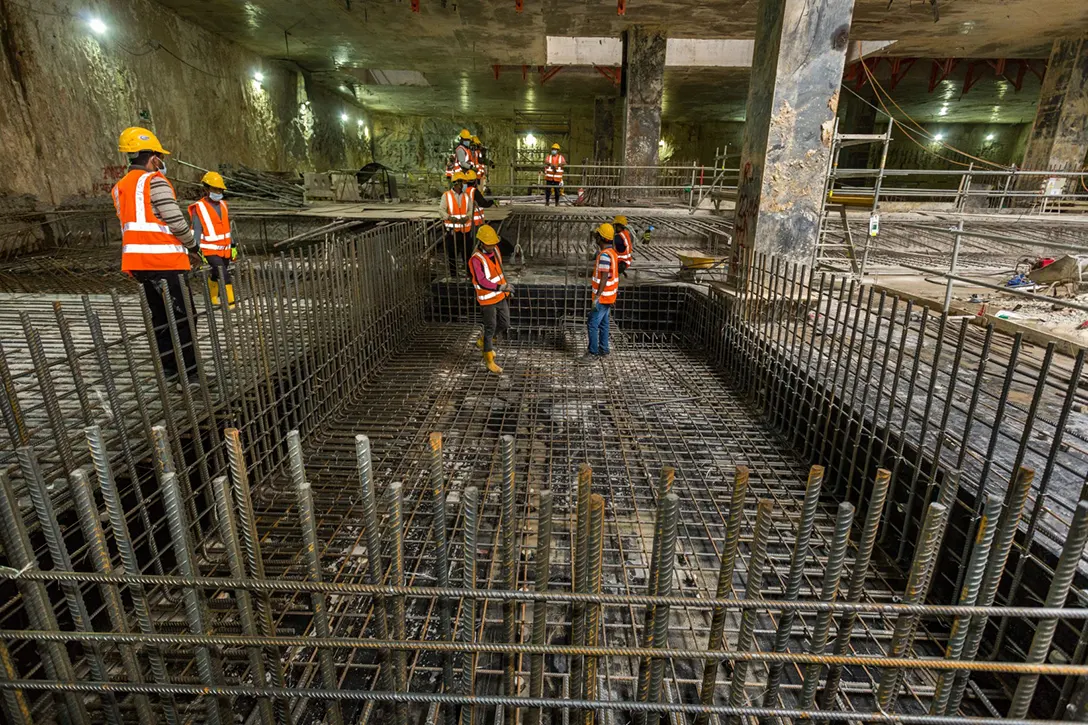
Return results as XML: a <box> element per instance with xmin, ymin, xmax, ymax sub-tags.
<box><xmin>0</xmin><ymin>0</ymin><xmax>370</xmax><ymax>208</ymax></box>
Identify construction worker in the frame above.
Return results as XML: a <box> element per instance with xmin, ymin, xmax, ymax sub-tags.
<box><xmin>469</xmin><ymin>224</ymin><xmax>512</xmax><ymax>375</ymax></box>
<box><xmin>584</xmin><ymin>223</ymin><xmax>619</xmax><ymax>360</ymax></box>
<box><xmin>112</xmin><ymin>127</ymin><xmax>200</xmax><ymax>386</ymax></box>
<box><xmin>543</xmin><ymin>143</ymin><xmax>565</xmax><ymax>206</ymax></box>
<box><xmin>189</xmin><ymin>172</ymin><xmax>237</xmax><ymax>306</ymax></box>
<box><xmin>454</xmin><ymin>129</ymin><xmax>475</xmax><ymax>176</ymax></box>
<box><xmin>441</xmin><ymin>171</ymin><xmax>484</xmax><ymax>277</ymax></box>
<box><xmin>464</xmin><ymin>169</ymin><xmax>494</xmax><ymax>218</ymax></box>
<box><xmin>613</xmin><ymin>215</ymin><xmax>634</xmax><ymax>276</ymax></box>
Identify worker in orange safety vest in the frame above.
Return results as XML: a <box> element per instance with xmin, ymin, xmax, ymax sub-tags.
<box><xmin>583</xmin><ymin>223</ymin><xmax>619</xmax><ymax>360</ymax></box>
<box><xmin>112</xmin><ymin>126</ymin><xmax>201</xmax><ymax>386</ymax></box>
<box><xmin>469</xmin><ymin>224</ymin><xmax>512</xmax><ymax>375</ymax></box>
<box><xmin>543</xmin><ymin>143</ymin><xmax>565</xmax><ymax>206</ymax></box>
<box><xmin>613</xmin><ymin>214</ymin><xmax>634</xmax><ymax>276</ymax></box>
<box><xmin>188</xmin><ymin>171</ymin><xmax>238</xmax><ymax>307</ymax></box>
<box><xmin>441</xmin><ymin>171</ymin><xmax>484</xmax><ymax>277</ymax></box>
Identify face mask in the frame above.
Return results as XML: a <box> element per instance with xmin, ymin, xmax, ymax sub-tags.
<box><xmin>156</xmin><ymin>157</ymin><xmax>167</xmax><ymax>174</ymax></box>
<box><xmin>209</xmin><ymin>192</ymin><xmax>224</xmax><ymax>202</ymax></box>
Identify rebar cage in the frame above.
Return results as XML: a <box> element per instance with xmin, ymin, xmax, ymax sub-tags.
<box><xmin>0</xmin><ymin>219</ymin><xmax>1086</xmax><ymax>725</ymax></box>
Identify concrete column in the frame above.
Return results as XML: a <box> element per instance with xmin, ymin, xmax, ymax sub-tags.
<box><xmin>1021</xmin><ymin>37</ymin><xmax>1088</xmax><ymax>183</ymax></box>
<box><xmin>594</xmin><ymin>96</ymin><xmax>617</xmax><ymax>162</ymax></box>
<box><xmin>621</xmin><ymin>27</ymin><xmax>666</xmax><ymax>190</ymax></box>
<box><xmin>731</xmin><ymin>0</ymin><xmax>855</xmax><ymax>274</ymax></box>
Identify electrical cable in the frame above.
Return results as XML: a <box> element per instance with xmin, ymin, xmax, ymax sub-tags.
<box><xmin>860</xmin><ymin>62</ymin><xmax>1008</xmax><ymax>170</ymax></box>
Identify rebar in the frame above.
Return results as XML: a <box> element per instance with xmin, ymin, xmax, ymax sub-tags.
<box><xmin>388</xmin><ymin>480</ymin><xmax>410</xmax><ymax>725</ymax></box>
<box><xmin>584</xmin><ymin>493</ymin><xmax>606</xmax><ymax>725</ymax></box>
<box><xmin>68</xmin><ymin>469</ymin><xmax>157</xmax><ymax>724</ymax></box>
<box><xmin>763</xmin><ymin>465</ymin><xmax>824</xmax><ymax>709</ymax></box>
<box><xmin>16</xmin><ymin>446</ymin><xmax>123</xmax><ymax>725</ymax></box>
<box><xmin>430</xmin><ymin>432</ymin><xmax>456</xmax><ymax>725</ymax></box>
<box><xmin>458</xmin><ymin>486</ymin><xmax>480</xmax><ymax>725</ymax></box>
<box><xmin>356</xmin><ymin>433</ymin><xmax>395</xmax><ymax>695</ymax></box>
<box><xmin>697</xmin><ymin>466</ymin><xmax>750</xmax><ymax>725</ymax></box>
<box><xmin>527</xmin><ymin>489</ymin><xmax>554</xmax><ymax>725</ymax></box>
<box><xmin>500</xmin><ymin>434</ymin><xmax>518</xmax><ymax>703</ymax></box>
<box><xmin>820</xmin><ymin>468</ymin><xmax>891</xmax><ymax>707</ymax></box>
<box><xmin>944</xmin><ymin>466</ymin><xmax>1035</xmax><ymax>714</ymax></box>
<box><xmin>0</xmin><ymin>470</ymin><xmax>90</xmax><ymax>725</ymax></box>
<box><xmin>799</xmin><ymin>502</ymin><xmax>855</xmax><ymax>708</ymax></box>
<box><xmin>287</xmin><ymin>429</ymin><xmax>345</xmax><ymax>725</ymax></box>
<box><xmin>159</xmin><ymin>468</ymin><xmax>227</xmax><ymax>725</ymax></box>
<box><xmin>571</xmin><ymin>463</ymin><xmax>592</xmax><ymax>702</ymax></box>
<box><xmin>931</xmin><ymin>494</ymin><xmax>1002</xmax><ymax>715</ymax></box>
<box><xmin>727</xmin><ymin>498</ymin><xmax>773</xmax><ymax>725</ymax></box>
<box><xmin>1007</xmin><ymin>500</ymin><xmax>1088</xmax><ymax>719</ymax></box>
<box><xmin>876</xmin><ymin>501</ymin><xmax>948</xmax><ymax>709</ymax></box>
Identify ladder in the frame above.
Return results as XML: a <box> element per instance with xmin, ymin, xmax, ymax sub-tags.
<box><xmin>814</xmin><ymin>118</ymin><xmax>893</xmax><ymax>276</ymax></box>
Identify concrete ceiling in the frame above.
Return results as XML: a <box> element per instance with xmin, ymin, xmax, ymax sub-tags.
<box><xmin>154</xmin><ymin>0</ymin><xmax>1082</xmax><ymax>123</ymax></box>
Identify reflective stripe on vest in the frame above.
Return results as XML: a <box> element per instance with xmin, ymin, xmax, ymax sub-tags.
<box><xmin>190</xmin><ymin>199</ymin><xmax>233</xmax><ymax>256</ymax></box>
<box><xmin>616</xmin><ymin>229</ymin><xmax>633</xmax><ymax>264</ymax></box>
<box><xmin>471</xmin><ymin>249</ymin><xmax>507</xmax><ymax>305</ymax></box>
<box><xmin>115</xmin><ymin>170</ymin><xmax>190</xmax><ymax>273</ymax></box>
<box><xmin>543</xmin><ymin>153</ymin><xmax>565</xmax><ymax>182</ymax></box>
<box><xmin>591</xmin><ymin>248</ymin><xmax>619</xmax><ymax>304</ymax></box>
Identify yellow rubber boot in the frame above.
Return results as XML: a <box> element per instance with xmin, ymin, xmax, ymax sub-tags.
<box><xmin>484</xmin><ymin>350</ymin><xmax>503</xmax><ymax>375</ymax></box>
<box><xmin>476</xmin><ymin>336</ymin><xmax>484</xmax><ymax>350</ymax></box>
<box><xmin>209</xmin><ymin>281</ymin><xmax>220</xmax><ymax>306</ymax></box>
<box><xmin>225</xmin><ymin>283</ymin><xmax>236</xmax><ymax>308</ymax></box>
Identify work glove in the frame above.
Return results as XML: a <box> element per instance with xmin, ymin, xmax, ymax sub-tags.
<box><xmin>231</xmin><ymin>246</ymin><xmax>238</xmax><ymax>260</ymax></box>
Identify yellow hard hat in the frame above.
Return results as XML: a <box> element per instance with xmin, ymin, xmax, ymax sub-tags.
<box><xmin>596</xmin><ymin>223</ymin><xmax>615</xmax><ymax>241</ymax></box>
<box><xmin>477</xmin><ymin>224</ymin><xmax>500</xmax><ymax>246</ymax></box>
<box><xmin>463</xmin><ymin>169</ymin><xmax>478</xmax><ymax>181</ymax></box>
<box><xmin>201</xmin><ymin>171</ymin><xmax>227</xmax><ymax>190</ymax></box>
<box><xmin>459</xmin><ymin>129</ymin><xmax>472</xmax><ymax>139</ymax></box>
<box><xmin>471</xmin><ymin>135</ymin><xmax>481</xmax><ymax>144</ymax></box>
<box><xmin>452</xmin><ymin>171</ymin><xmax>469</xmax><ymax>182</ymax></box>
<box><xmin>551</xmin><ymin>143</ymin><xmax>561</xmax><ymax>150</ymax></box>
<box><xmin>118</xmin><ymin>126</ymin><xmax>170</xmax><ymax>155</ymax></box>
<box><xmin>613</xmin><ymin>215</ymin><xmax>628</xmax><ymax>226</ymax></box>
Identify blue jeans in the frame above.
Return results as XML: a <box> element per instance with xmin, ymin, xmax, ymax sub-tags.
<box><xmin>587</xmin><ymin>302</ymin><xmax>611</xmax><ymax>354</ymax></box>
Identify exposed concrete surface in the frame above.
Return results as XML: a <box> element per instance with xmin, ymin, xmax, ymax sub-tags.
<box><xmin>1021</xmin><ymin>37</ymin><xmax>1088</xmax><ymax>184</ymax></box>
<box><xmin>593</xmin><ymin>96</ymin><xmax>617</xmax><ymax>162</ymax></box>
<box><xmin>0</xmin><ymin>0</ymin><xmax>371</xmax><ymax>207</ymax></box>
<box><xmin>622</xmin><ymin>27</ymin><xmax>667</xmax><ymax>188</ymax></box>
<box><xmin>732</xmin><ymin>0</ymin><xmax>855</xmax><ymax>270</ymax></box>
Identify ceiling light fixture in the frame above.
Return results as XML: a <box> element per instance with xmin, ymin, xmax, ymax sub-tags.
<box><xmin>88</xmin><ymin>17</ymin><xmax>107</xmax><ymax>35</ymax></box>
<box><xmin>525</xmin><ymin>133</ymin><xmax>537</xmax><ymax>145</ymax></box>
<box><xmin>341</xmin><ymin>112</ymin><xmax>349</xmax><ymax>122</ymax></box>
<box><xmin>357</xmin><ymin>118</ymin><xmax>364</xmax><ymax>126</ymax></box>
<box><xmin>985</xmin><ymin>133</ymin><xmax>996</xmax><ymax>141</ymax></box>
<box><xmin>658</xmin><ymin>139</ymin><xmax>666</xmax><ymax>147</ymax></box>
<box><xmin>253</xmin><ymin>71</ymin><xmax>264</xmax><ymax>82</ymax></box>
<box><xmin>933</xmin><ymin>132</ymin><xmax>945</xmax><ymax>142</ymax></box>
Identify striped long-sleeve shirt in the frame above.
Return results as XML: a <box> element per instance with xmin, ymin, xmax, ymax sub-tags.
<box><xmin>145</xmin><ymin>172</ymin><xmax>194</xmax><ymax>248</ymax></box>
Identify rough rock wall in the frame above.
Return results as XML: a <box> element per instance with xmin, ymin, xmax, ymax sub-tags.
<box><xmin>0</xmin><ymin>0</ymin><xmax>370</xmax><ymax>207</ymax></box>
<box><xmin>882</xmin><ymin>123</ymin><xmax>1031</xmax><ymax>180</ymax></box>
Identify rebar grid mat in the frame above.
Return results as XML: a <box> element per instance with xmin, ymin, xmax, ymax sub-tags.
<box><xmin>1</xmin><ymin>224</ymin><xmax>1087</xmax><ymax>724</ymax></box>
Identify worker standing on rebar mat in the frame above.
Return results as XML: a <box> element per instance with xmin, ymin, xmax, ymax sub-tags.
<box><xmin>113</xmin><ymin>127</ymin><xmax>200</xmax><ymax>387</ymax></box>
<box><xmin>543</xmin><ymin>143</ymin><xmax>565</xmax><ymax>206</ymax></box>
<box><xmin>469</xmin><ymin>224</ymin><xmax>513</xmax><ymax>375</ymax></box>
<box><xmin>584</xmin><ymin>223</ymin><xmax>619</xmax><ymax>360</ymax></box>
<box><xmin>441</xmin><ymin>171</ymin><xmax>484</xmax><ymax>277</ymax></box>
<box><xmin>189</xmin><ymin>171</ymin><xmax>237</xmax><ymax>307</ymax></box>
<box><xmin>613</xmin><ymin>214</ymin><xmax>634</xmax><ymax>276</ymax></box>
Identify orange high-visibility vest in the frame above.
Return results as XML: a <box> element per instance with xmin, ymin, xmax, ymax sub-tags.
<box><xmin>592</xmin><ymin>248</ymin><xmax>619</xmax><ymax>304</ymax></box>
<box><xmin>470</xmin><ymin>249</ymin><xmax>507</xmax><ymax>306</ymax></box>
<box><xmin>188</xmin><ymin>198</ymin><xmax>232</xmax><ymax>257</ymax></box>
<box><xmin>543</xmin><ymin>152</ymin><xmax>566</xmax><ymax>182</ymax></box>
<box><xmin>113</xmin><ymin>169</ymin><xmax>190</xmax><ymax>273</ymax></box>
<box><xmin>443</xmin><ymin>190</ymin><xmax>484</xmax><ymax>233</ymax></box>
<box><xmin>616</xmin><ymin>228</ymin><xmax>634</xmax><ymax>266</ymax></box>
